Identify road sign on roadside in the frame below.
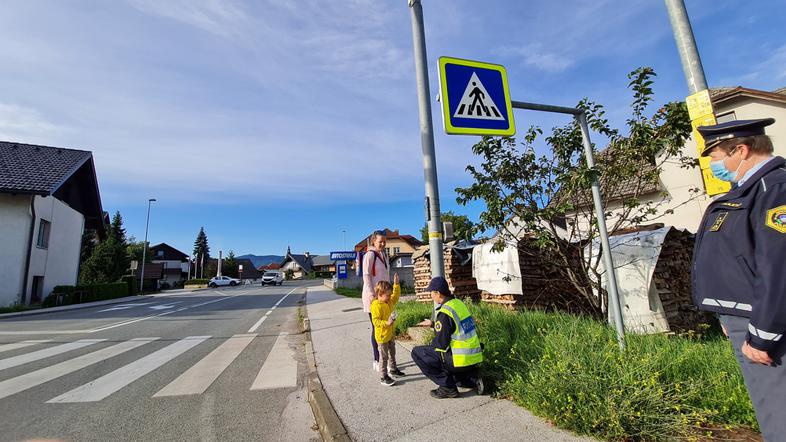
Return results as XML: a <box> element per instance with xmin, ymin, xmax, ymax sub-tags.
<box><xmin>438</xmin><ymin>56</ymin><xmax>515</xmax><ymax>136</ymax></box>
<box><xmin>337</xmin><ymin>263</ymin><xmax>348</xmax><ymax>279</ymax></box>
<box><xmin>330</xmin><ymin>251</ymin><xmax>357</xmax><ymax>261</ymax></box>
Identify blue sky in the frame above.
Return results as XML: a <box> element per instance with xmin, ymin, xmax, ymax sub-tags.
<box><xmin>1</xmin><ymin>1</ymin><xmax>785</xmax><ymax>257</ymax></box>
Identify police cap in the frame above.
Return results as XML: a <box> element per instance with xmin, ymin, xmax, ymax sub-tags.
<box><xmin>697</xmin><ymin>118</ymin><xmax>775</xmax><ymax>156</ymax></box>
<box><xmin>426</xmin><ymin>276</ymin><xmax>452</xmax><ymax>297</ymax></box>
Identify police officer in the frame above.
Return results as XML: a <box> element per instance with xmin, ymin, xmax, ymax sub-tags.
<box><xmin>411</xmin><ymin>276</ymin><xmax>484</xmax><ymax>399</ymax></box>
<box><xmin>692</xmin><ymin>118</ymin><xmax>786</xmax><ymax>441</ymax></box>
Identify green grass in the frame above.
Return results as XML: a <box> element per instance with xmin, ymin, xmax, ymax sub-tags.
<box><xmin>395</xmin><ymin>300</ymin><xmax>756</xmax><ymax>441</ymax></box>
<box><xmin>0</xmin><ymin>304</ymin><xmax>40</xmax><ymax>314</ymax></box>
<box><xmin>334</xmin><ymin>287</ymin><xmax>362</xmax><ymax>298</ymax></box>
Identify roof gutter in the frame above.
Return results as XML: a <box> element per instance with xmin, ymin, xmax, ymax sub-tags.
<box><xmin>21</xmin><ymin>195</ymin><xmax>36</xmax><ymax>305</ymax></box>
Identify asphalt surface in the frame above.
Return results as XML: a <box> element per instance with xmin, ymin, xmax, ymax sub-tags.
<box><xmin>0</xmin><ymin>281</ymin><xmax>319</xmax><ymax>442</ymax></box>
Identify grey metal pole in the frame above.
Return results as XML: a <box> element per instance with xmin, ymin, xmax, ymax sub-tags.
<box><xmin>139</xmin><ymin>198</ymin><xmax>155</xmax><ymax>294</ymax></box>
<box><xmin>576</xmin><ymin>114</ymin><xmax>625</xmax><ymax>349</ymax></box>
<box><xmin>664</xmin><ymin>0</ymin><xmax>708</xmax><ymax>94</ymax></box>
<box><xmin>408</xmin><ymin>0</ymin><xmax>444</xmax><ymax>278</ymax></box>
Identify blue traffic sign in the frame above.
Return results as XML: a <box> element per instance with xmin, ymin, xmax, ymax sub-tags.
<box><xmin>438</xmin><ymin>57</ymin><xmax>515</xmax><ymax>136</ymax></box>
<box><xmin>330</xmin><ymin>251</ymin><xmax>357</xmax><ymax>261</ymax></box>
<box><xmin>337</xmin><ymin>263</ymin><xmax>348</xmax><ymax>279</ymax></box>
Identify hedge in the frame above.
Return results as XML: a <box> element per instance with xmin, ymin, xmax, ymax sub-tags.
<box><xmin>185</xmin><ymin>279</ymin><xmax>210</xmax><ymax>285</ymax></box>
<box><xmin>44</xmin><ymin>282</ymin><xmax>130</xmax><ymax>308</ymax></box>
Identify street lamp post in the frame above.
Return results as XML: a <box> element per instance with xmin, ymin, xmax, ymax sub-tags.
<box><xmin>139</xmin><ymin>198</ymin><xmax>156</xmax><ymax>294</ymax></box>
<box><xmin>342</xmin><ymin>230</ymin><xmax>346</xmax><ymax>251</ymax></box>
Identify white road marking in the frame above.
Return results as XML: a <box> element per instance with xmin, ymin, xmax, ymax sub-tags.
<box><xmin>88</xmin><ymin>296</ymin><xmax>237</xmax><ymax>333</ymax></box>
<box><xmin>250</xmin><ymin>333</ymin><xmax>297</xmax><ymax>390</ymax></box>
<box><xmin>98</xmin><ymin>303</ymin><xmax>156</xmax><ymax>313</ymax></box>
<box><xmin>154</xmin><ymin>334</ymin><xmax>256</xmax><ymax>397</ymax></box>
<box><xmin>0</xmin><ymin>338</ymin><xmax>157</xmax><ymax>400</ymax></box>
<box><xmin>0</xmin><ymin>330</ymin><xmax>90</xmax><ymax>336</ymax></box>
<box><xmin>47</xmin><ymin>336</ymin><xmax>210</xmax><ymax>403</ymax></box>
<box><xmin>0</xmin><ymin>340</ymin><xmax>50</xmax><ymax>354</ymax></box>
<box><xmin>0</xmin><ymin>339</ymin><xmax>105</xmax><ymax>371</ymax></box>
<box><xmin>247</xmin><ymin>287</ymin><xmax>299</xmax><ymax>333</ymax></box>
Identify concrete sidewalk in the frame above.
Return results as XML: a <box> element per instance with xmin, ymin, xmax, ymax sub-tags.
<box><xmin>306</xmin><ymin>285</ymin><xmax>591</xmax><ymax>442</ymax></box>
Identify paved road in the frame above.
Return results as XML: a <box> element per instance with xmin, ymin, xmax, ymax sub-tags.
<box><xmin>0</xmin><ymin>281</ymin><xmax>319</xmax><ymax>442</ymax></box>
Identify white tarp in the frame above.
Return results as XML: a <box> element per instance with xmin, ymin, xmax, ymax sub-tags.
<box><xmin>472</xmin><ymin>241</ymin><xmax>522</xmax><ymax>295</ymax></box>
<box><xmin>590</xmin><ymin>226</ymin><xmax>673</xmax><ymax>334</ymax></box>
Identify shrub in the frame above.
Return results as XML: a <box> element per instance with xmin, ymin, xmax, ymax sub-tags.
<box><xmin>44</xmin><ymin>282</ymin><xmax>129</xmax><ymax>307</ymax></box>
<box><xmin>334</xmin><ymin>287</ymin><xmax>362</xmax><ymax>298</ymax></box>
<box><xmin>185</xmin><ymin>279</ymin><xmax>210</xmax><ymax>285</ymax></box>
<box><xmin>394</xmin><ymin>300</ymin><xmax>756</xmax><ymax>440</ymax></box>
<box><xmin>121</xmin><ymin>275</ymin><xmax>138</xmax><ymax>294</ymax></box>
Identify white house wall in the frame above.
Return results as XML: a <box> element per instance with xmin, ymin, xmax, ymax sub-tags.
<box><xmin>0</xmin><ymin>194</ymin><xmax>33</xmax><ymax>306</ymax></box>
<box><xmin>27</xmin><ymin>196</ymin><xmax>84</xmax><ymax>302</ymax></box>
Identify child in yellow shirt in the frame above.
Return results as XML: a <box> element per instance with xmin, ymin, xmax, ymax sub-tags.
<box><xmin>371</xmin><ymin>273</ymin><xmax>405</xmax><ymax>386</ymax></box>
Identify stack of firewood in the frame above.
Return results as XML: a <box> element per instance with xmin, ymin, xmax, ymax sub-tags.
<box><xmin>480</xmin><ymin>238</ymin><xmax>593</xmax><ymax>313</ymax></box>
<box><xmin>413</xmin><ymin>242</ymin><xmax>481</xmax><ymax>302</ymax></box>
<box><xmin>651</xmin><ymin>228</ymin><xmax>714</xmax><ymax>332</ymax></box>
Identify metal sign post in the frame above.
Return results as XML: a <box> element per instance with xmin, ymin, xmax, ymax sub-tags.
<box><xmin>408</xmin><ymin>0</ymin><xmax>444</xmax><ymax>279</ymax></box>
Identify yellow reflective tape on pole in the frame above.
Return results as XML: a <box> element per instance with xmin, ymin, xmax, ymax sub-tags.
<box><xmin>686</xmin><ymin>90</ymin><xmax>731</xmax><ymax>196</ymax></box>
<box><xmin>428</xmin><ymin>231</ymin><xmax>443</xmax><ymax>239</ymax></box>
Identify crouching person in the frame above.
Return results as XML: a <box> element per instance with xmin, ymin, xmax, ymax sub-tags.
<box><xmin>411</xmin><ymin>276</ymin><xmax>484</xmax><ymax>399</ymax></box>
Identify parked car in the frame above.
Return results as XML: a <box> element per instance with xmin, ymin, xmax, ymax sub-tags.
<box><xmin>208</xmin><ymin>276</ymin><xmax>241</xmax><ymax>288</ymax></box>
<box><xmin>261</xmin><ymin>271</ymin><xmax>284</xmax><ymax>286</ymax></box>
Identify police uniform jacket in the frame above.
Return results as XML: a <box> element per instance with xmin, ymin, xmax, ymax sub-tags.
<box><xmin>693</xmin><ymin>156</ymin><xmax>786</xmax><ymax>352</ymax></box>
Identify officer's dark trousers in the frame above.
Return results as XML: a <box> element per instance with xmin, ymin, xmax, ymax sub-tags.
<box><xmin>411</xmin><ymin>345</ymin><xmax>476</xmax><ymax>389</ymax></box>
<box><xmin>721</xmin><ymin>314</ymin><xmax>786</xmax><ymax>442</ymax></box>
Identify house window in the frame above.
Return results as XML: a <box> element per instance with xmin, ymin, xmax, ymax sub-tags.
<box><xmin>156</xmin><ymin>250</ymin><xmax>164</xmax><ymax>257</ymax></box>
<box><xmin>716</xmin><ymin>111</ymin><xmax>737</xmax><ymax>124</ymax></box>
<box><xmin>36</xmin><ymin>219</ymin><xmax>51</xmax><ymax>248</ymax></box>
<box><xmin>392</xmin><ymin>247</ymin><xmax>400</xmax><ymax>255</ymax></box>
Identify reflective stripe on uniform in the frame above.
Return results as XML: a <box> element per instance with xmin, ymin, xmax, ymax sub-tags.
<box><xmin>452</xmin><ymin>347</ymin><xmax>482</xmax><ymax>355</ymax></box>
<box><xmin>701</xmin><ymin>298</ymin><xmax>753</xmax><ymax>311</ymax></box>
<box><xmin>748</xmin><ymin>324</ymin><xmax>784</xmax><ymax>342</ymax></box>
<box><xmin>439</xmin><ymin>304</ymin><xmax>478</xmax><ymax>341</ymax></box>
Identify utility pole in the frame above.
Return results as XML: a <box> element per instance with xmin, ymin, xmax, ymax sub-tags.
<box><xmin>139</xmin><ymin>198</ymin><xmax>156</xmax><ymax>294</ymax></box>
<box><xmin>664</xmin><ymin>0</ymin><xmax>708</xmax><ymax>94</ymax></box>
<box><xmin>408</xmin><ymin>0</ymin><xmax>444</xmax><ymax>278</ymax></box>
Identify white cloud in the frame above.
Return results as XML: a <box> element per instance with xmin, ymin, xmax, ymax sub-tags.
<box><xmin>127</xmin><ymin>0</ymin><xmax>250</xmax><ymax>39</ymax></box>
<box><xmin>0</xmin><ymin>103</ymin><xmax>66</xmax><ymax>142</ymax></box>
<box><xmin>496</xmin><ymin>44</ymin><xmax>573</xmax><ymax>73</ymax></box>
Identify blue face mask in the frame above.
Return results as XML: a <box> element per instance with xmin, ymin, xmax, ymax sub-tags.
<box><xmin>709</xmin><ymin>148</ymin><xmax>743</xmax><ymax>182</ymax></box>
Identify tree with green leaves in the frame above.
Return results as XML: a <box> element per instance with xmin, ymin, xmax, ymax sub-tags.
<box><xmin>126</xmin><ymin>237</ymin><xmax>151</xmax><ymax>265</ymax></box>
<box><xmin>193</xmin><ymin>227</ymin><xmax>210</xmax><ymax>278</ymax></box>
<box><xmin>79</xmin><ymin>211</ymin><xmax>131</xmax><ymax>284</ymax></box>
<box><xmin>222</xmin><ymin>250</ymin><xmax>239</xmax><ymax>278</ymax></box>
<box><xmin>455</xmin><ymin>67</ymin><xmax>696</xmax><ymax>317</ymax></box>
<box><xmin>420</xmin><ymin>211</ymin><xmax>476</xmax><ymax>243</ymax></box>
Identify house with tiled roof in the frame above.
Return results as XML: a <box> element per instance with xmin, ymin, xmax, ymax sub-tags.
<box><xmin>558</xmin><ymin>86</ymin><xmax>786</xmax><ymax>235</ymax></box>
<box><xmin>278</xmin><ymin>247</ymin><xmax>314</xmax><ymax>279</ymax></box>
<box><xmin>0</xmin><ymin>141</ymin><xmax>104</xmax><ymax>306</ymax></box>
<box><xmin>149</xmin><ymin>243</ymin><xmax>189</xmax><ymax>286</ymax></box>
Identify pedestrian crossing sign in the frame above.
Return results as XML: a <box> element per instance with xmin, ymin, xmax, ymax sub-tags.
<box><xmin>438</xmin><ymin>57</ymin><xmax>515</xmax><ymax>136</ymax></box>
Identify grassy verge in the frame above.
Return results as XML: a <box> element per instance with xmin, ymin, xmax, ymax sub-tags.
<box><xmin>334</xmin><ymin>287</ymin><xmax>362</xmax><ymax>298</ymax></box>
<box><xmin>0</xmin><ymin>304</ymin><xmax>40</xmax><ymax>314</ymax></box>
<box><xmin>395</xmin><ymin>300</ymin><xmax>756</xmax><ymax>441</ymax></box>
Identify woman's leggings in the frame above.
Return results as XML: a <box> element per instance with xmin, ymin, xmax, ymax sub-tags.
<box><xmin>368</xmin><ymin>313</ymin><xmax>379</xmax><ymax>362</ymax></box>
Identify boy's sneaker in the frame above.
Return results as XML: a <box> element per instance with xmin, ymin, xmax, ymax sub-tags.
<box><xmin>372</xmin><ymin>361</ymin><xmax>379</xmax><ymax>371</ymax></box>
<box><xmin>380</xmin><ymin>376</ymin><xmax>396</xmax><ymax>386</ymax></box>
<box><xmin>389</xmin><ymin>368</ymin><xmax>405</xmax><ymax>377</ymax></box>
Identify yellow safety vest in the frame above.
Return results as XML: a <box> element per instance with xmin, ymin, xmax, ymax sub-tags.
<box><xmin>439</xmin><ymin>298</ymin><xmax>483</xmax><ymax>367</ymax></box>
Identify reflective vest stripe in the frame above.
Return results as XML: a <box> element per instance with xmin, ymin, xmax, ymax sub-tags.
<box><xmin>440</xmin><ymin>299</ymin><xmax>483</xmax><ymax>367</ymax></box>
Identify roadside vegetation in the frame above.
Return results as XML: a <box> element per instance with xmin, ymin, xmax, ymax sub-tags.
<box><xmin>395</xmin><ymin>300</ymin><xmax>756</xmax><ymax>441</ymax></box>
<box><xmin>334</xmin><ymin>284</ymin><xmax>417</xmax><ymax>299</ymax></box>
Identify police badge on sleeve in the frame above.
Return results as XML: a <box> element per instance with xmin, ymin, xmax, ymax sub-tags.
<box><xmin>765</xmin><ymin>205</ymin><xmax>786</xmax><ymax>233</ymax></box>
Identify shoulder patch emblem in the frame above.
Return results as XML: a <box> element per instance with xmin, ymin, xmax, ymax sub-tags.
<box><xmin>709</xmin><ymin>212</ymin><xmax>728</xmax><ymax>232</ymax></box>
<box><xmin>765</xmin><ymin>205</ymin><xmax>786</xmax><ymax>233</ymax></box>
<box><xmin>434</xmin><ymin>321</ymin><xmax>443</xmax><ymax>332</ymax></box>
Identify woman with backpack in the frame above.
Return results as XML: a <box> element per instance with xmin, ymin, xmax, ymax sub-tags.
<box><xmin>362</xmin><ymin>230</ymin><xmax>390</xmax><ymax>371</ymax></box>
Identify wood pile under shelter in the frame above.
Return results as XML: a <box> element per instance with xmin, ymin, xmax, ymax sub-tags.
<box><xmin>651</xmin><ymin>228</ymin><xmax>714</xmax><ymax>332</ymax></box>
<box><xmin>479</xmin><ymin>237</ymin><xmax>594</xmax><ymax>314</ymax></box>
<box><xmin>413</xmin><ymin>241</ymin><xmax>481</xmax><ymax>302</ymax></box>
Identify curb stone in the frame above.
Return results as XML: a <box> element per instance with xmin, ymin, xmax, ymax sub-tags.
<box><xmin>303</xmin><ymin>288</ymin><xmax>352</xmax><ymax>442</ymax></box>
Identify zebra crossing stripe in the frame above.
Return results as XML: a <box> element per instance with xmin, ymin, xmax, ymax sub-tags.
<box><xmin>154</xmin><ymin>334</ymin><xmax>257</xmax><ymax>397</ymax></box>
<box><xmin>0</xmin><ymin>340</ymin><xmax>51</xmax><ymax>354</ymax></box>
<box><xmin>0</xmin><ymin>338</ymin><xmax>158</xmax><ymax>400</ymax></box>
<box><xmin>47</xmin><ymin>336</ymin><xmax>210</xmax><ymax>403</ymax></box>
<box><xmin>0</xmin><ymin>339</ymin><xmax>105</xmax><ymax>371</ymax></box>
<box><xmin>250</xmin><ymin>333</ymin><xmax>297</xmax><ymax>390</ymax></box>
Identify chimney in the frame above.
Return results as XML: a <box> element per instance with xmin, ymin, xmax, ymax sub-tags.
<box><xmin>304</xmin><ymin>252</ymin><xmax>310</xmax><ymax>259</ymax></box>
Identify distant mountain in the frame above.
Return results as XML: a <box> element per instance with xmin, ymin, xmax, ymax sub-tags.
<box><xmin>237</xmin><ymin>254</ymin><xmax>285</xmax><ymax>269</ymax></box>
